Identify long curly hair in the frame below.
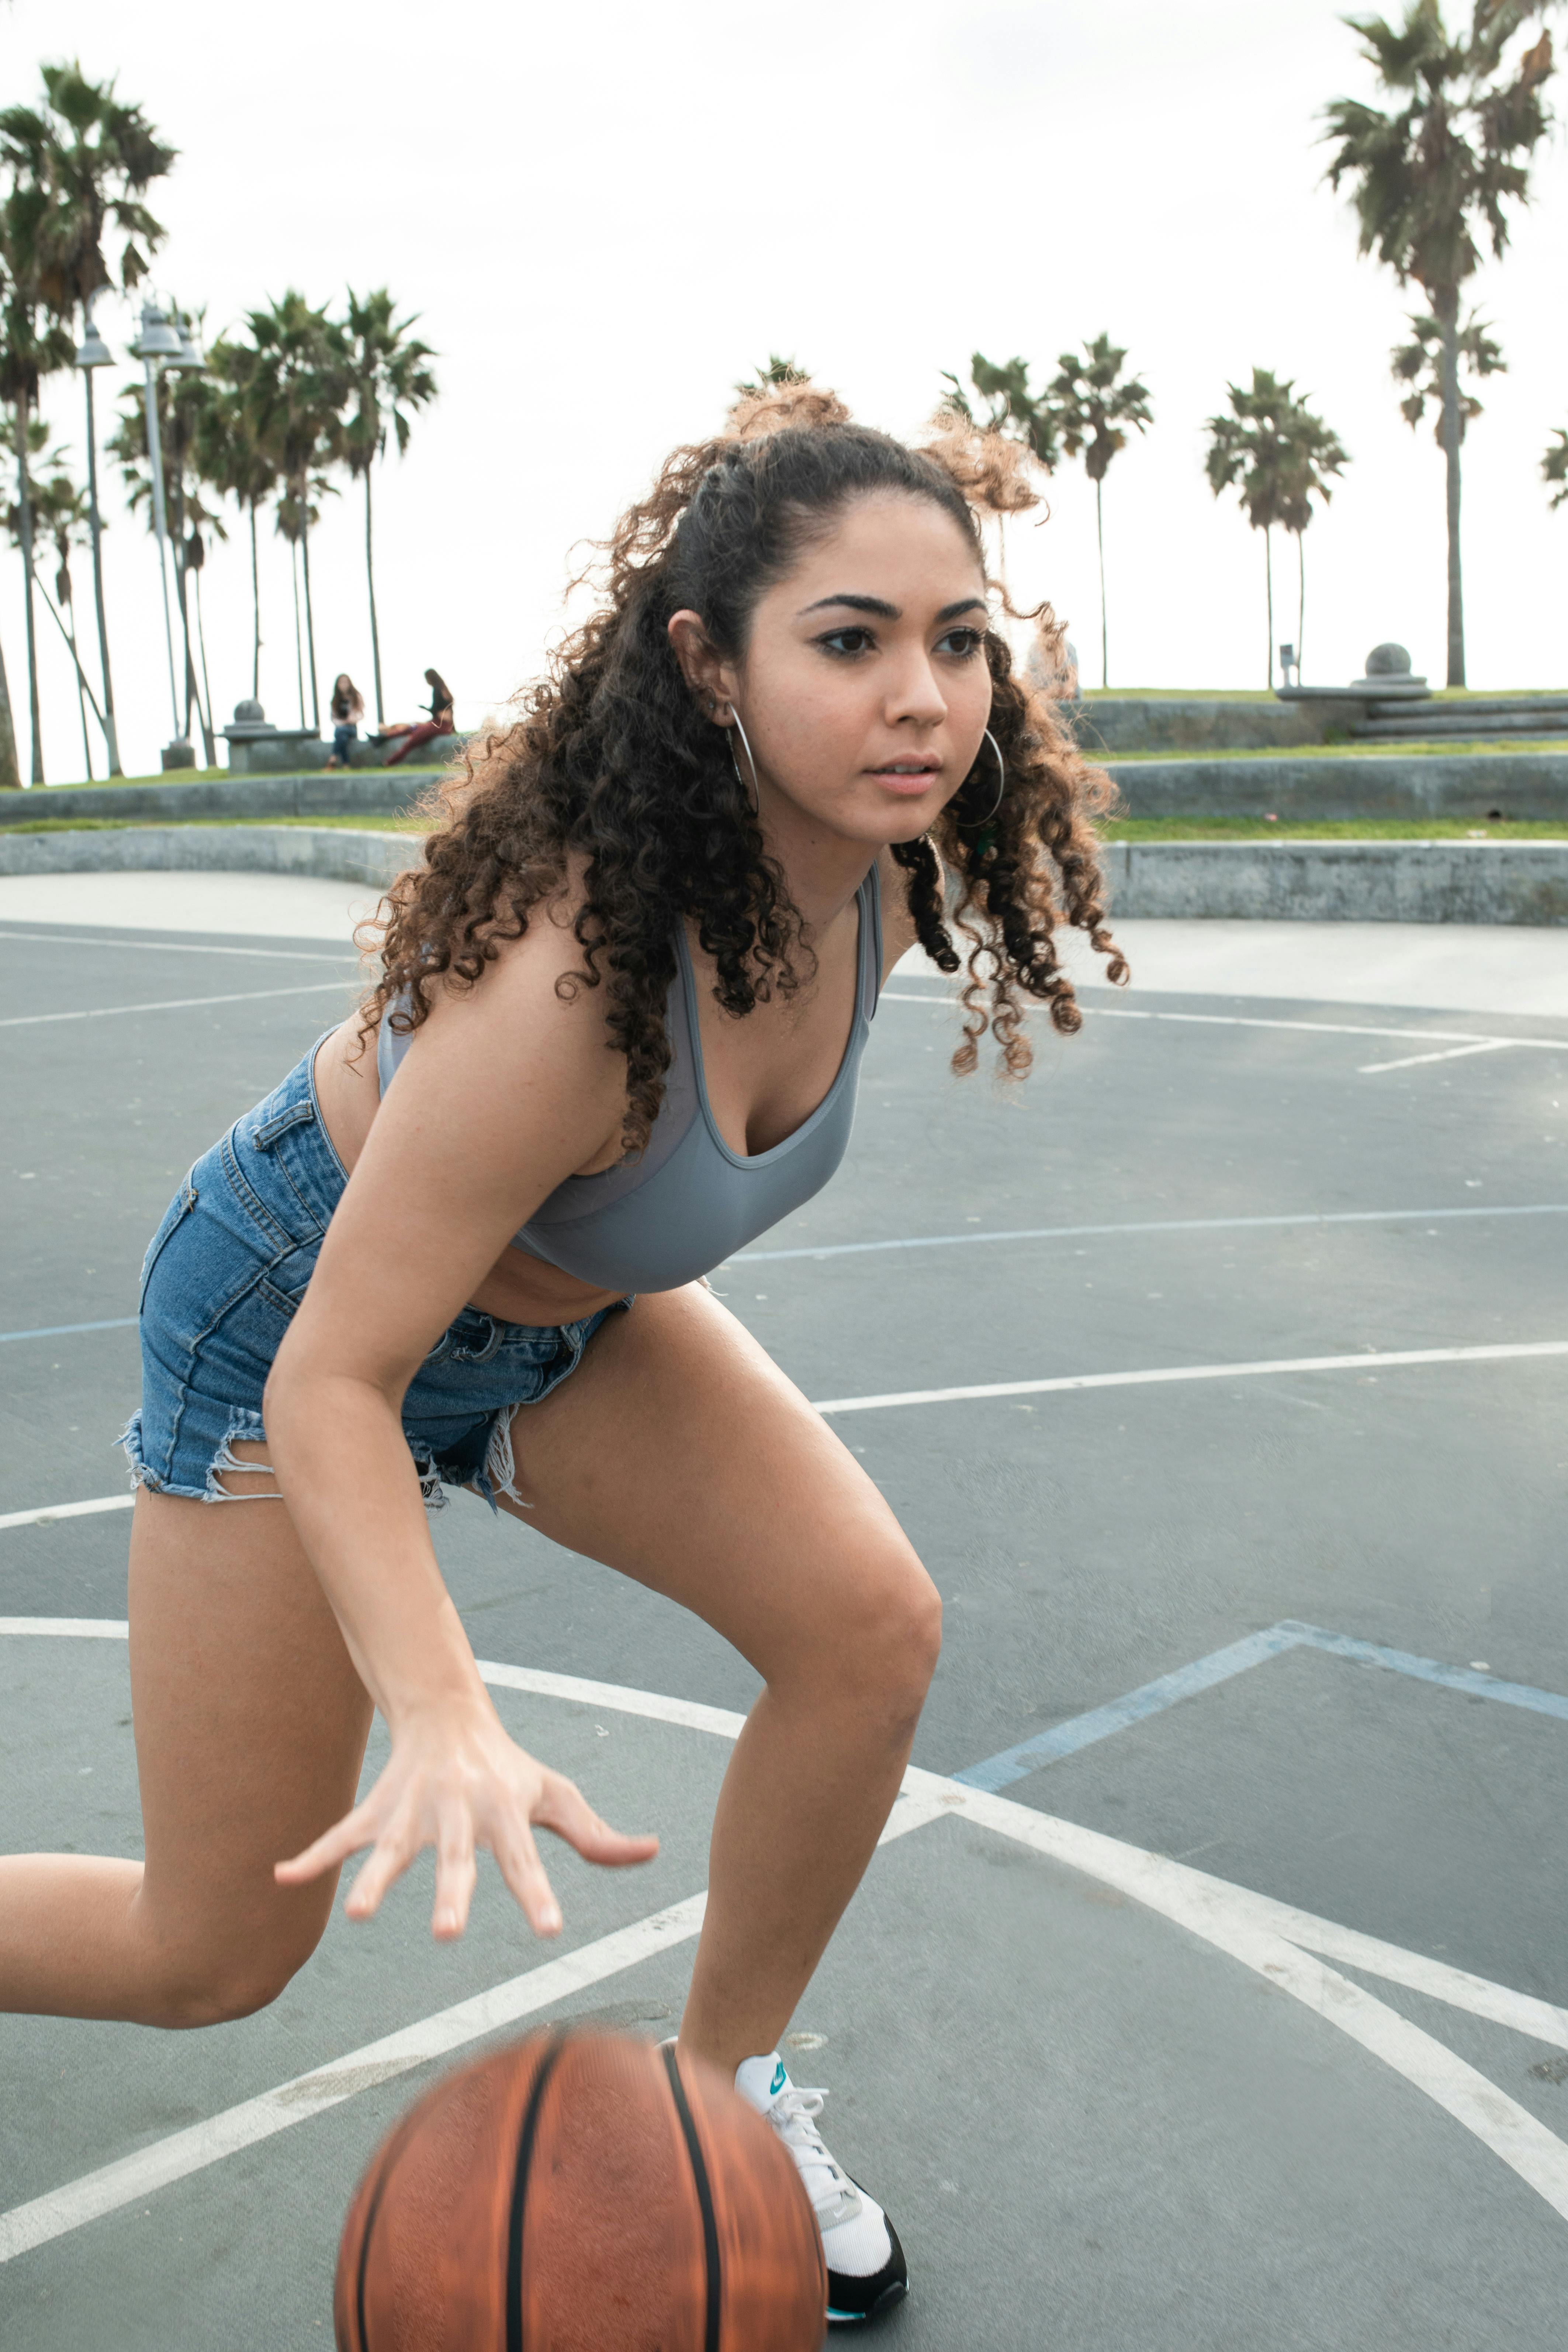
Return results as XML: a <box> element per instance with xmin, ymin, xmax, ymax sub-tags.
<box><xmin>360</xmin><ymin>381</ymin><xmax>1126</xmax><ymax>1153</ymax></box>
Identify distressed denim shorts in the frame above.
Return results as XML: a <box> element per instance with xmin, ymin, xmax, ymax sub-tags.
<box><xmin>122</xmin><ymin>1037</ymin><xmax>627</xmax><ymax>1510</ymax></box>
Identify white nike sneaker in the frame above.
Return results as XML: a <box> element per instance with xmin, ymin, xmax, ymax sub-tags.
<box><xmin>734</xmin><ymin>2054</ymin><xmax>908</xmax><ymax>2325</ymax></box>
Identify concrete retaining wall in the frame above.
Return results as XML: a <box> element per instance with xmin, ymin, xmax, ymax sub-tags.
<box><xmin>1103</xmin><ymin>748</ymin><xmax>1568</xmax><ymax>823</ymax></box>
<box><xmin>0</xmin><ymin>825</ymin><xmax>412</xmax><ymax>888</ymax></box>
<box><xmin>1075</xmin><ymin>696</ymin><xmax>1364</xmax><ymax>753</ymax></box>
<box><xmin>3</xmin><ymin>825</ymin><xmax>1565</xmax><ymax>926</ymax></box>
<box><xmin>1101</xmin><ymin>838</ymin><xmax>1568</xmax><ymax>925</ymax></box>
<box><xmin>0</xmin><ymin>772</ymin><xmax>429</xmax><ymax>827</ymax></box>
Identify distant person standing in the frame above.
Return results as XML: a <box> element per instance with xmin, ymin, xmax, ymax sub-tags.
<box><xmin>383</xmin><ymin>668</ymin><xmax>455</xmax><ymax>767</ymax></box>
<box><xmin>325</xmin><ymin>675</ymin><xmax>366</xmax><ymax>770</ymax></box>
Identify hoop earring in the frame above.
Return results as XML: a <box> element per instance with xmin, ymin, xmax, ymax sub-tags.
<box><xmin>725</xmin><ymin>705</ymin><xmax>761</xmax><ymax>820</ymax></box>
<box><xmin>964</xmin><ymin>728</ymin><xmax>1006</xmax><ymax>827</ymax></box>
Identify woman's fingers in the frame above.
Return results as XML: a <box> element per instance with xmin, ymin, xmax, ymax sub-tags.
<box><xmin>494</xmin><ymin>1819</ymin><xmax>565</xmax><ymax>1939</ymax></box>
<box><xmin>274</xmin><ymin>1801</ymin><xmax>375</xmax><ymax>1887</ymax></box>
<box><xmin>343</xmin><ymin>1817</ymin><xmax>418</xmax><ymax>1922</ymax></box>
<box><xmin>433</xmin><ymin>1799</ymin><xmax>478</xmax><ymax>1940</ymax></box>
<box><xmin>534</xmin><ymin>1772</ymin><xmax>660</xmax><ymax>1869</ymax></box>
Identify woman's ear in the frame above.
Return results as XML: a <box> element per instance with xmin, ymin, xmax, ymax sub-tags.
<box><xmin>667</xmin><ymin>610</ymin><xmax>734</xmax><ymax>717</ymax></box>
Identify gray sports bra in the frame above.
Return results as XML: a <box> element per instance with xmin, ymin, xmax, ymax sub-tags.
<box><xmin>377</xmin><ymin>864</ymin><xmax>882</xmax><ymax>1293</ymax></box>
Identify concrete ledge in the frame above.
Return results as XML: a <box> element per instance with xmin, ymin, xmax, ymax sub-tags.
<box><xmin>1104</xmin><ymin>747</ymin><xmax>1568</xmax><ymax>822</ymax></box>
<box><xmin>2</xmin><ymin>826</ymin><xmax>1565</xmax><ymax>926</ymax></box>
<box><xmin>0</xmin><ymin>772</ymin><xmax>433</xmax><ymax>827</ymax></box>
<box><xmin>0</xmin><ymin>826</ymin><xmax>414</xmax><ymax>889</ymax></box>
<box><xmin>1077</xmin><ymin>696</ymin><xmax>1364</xmax><ymax>753</ymax></box>
<box><xmin>1103</xmin><ymin>838</ymin><xmax>1568</xmax><ymax>926</ymax></box>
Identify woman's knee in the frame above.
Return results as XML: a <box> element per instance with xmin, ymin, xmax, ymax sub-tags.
<box><xmin>139</xmin><ymin>1898</ymin><xmax>331</xmax><ymax>2029</ymax></box>
<box><xmin>797</xmin><ymin>1544</ymin><xmax>942</xmax><ymax>1716</ymax></box>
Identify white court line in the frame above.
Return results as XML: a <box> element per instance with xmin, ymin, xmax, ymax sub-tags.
<box><xmin>1360</xmin><ymin>1040</ymin><xmax>1522</xmax><ymax>1076</ymax></box>
<box><xmin>4</xmin><ymin>1632</ymin><xmax>1568</xmax><ymax>2254</ymax></box>
<box><xmin>0</xmin><ymin>1495</ymin><xmax>134</xmax><ymax>1533</ymax></box>
<box><xmin>811</xmin><ymin>1339</ymin><xmax>1568</xmax><ymax>1415</ymax></box>
<box><xmin>7</xmin><ymin>1341</ymin><xmax>1565</xmax><ymax>1532</ymax></box>
<box><xmin>0</xmin><ymin>931</ymin><xmax>360</xmax><ymax>965</ymax></box>
<box><xmin>0</xmin><ymin>980</ymin><xmax>357</xmax><ymax>1029</ymax></box>
<box><xmin>883</xmin><ymin>988</ymin><xmax>1568</xmax><ymax>1055</ymax></box>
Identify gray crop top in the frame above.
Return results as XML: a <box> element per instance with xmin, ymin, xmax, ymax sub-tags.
<box><xmin>377</xmin><ymin>864</ymin><xmax>883</xmax><ymax>1293</ymax></box>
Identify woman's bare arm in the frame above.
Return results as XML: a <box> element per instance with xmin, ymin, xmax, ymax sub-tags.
<box><xmin>266</xmin><ymin>908</ymin><xmax>657</xmax><ymax>1939</ymax></box>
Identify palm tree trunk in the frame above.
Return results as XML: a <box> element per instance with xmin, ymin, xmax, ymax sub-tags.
<box><xmin>1264</xmin><ymin>525</ymin><xmax>1274</xmax><ymax>689</ymax></box>
<box><xmin>1095</xmin><ymin>476</ymin><xmax>1108</xmax><ymax>689</ymax></box>
<box><xmin>300</xmin><ymin>490</ymin><xmax>321</xmax><ymax>732</ymax></box>
<box><xmin>1438</xmin><ymin>293</ymin><xmax>1465</xmax><ymax>689</ymax></box>
<box><xmin>194</xmin><ymin>564</ymin><xmax>217</xmax><ymax>762</ymax></box>
<box><xmin>174</xmin><ymin>546</ymin><xmax>216</xmax><ymax>765</ymax></box>
<box><xmin>1296</xmin><ymin>530</ymin><xmax>1306</xmax><ymax>673</ymax></box>
<box><xmin>364</xmin><ymin>466</ymin><xmax>385</xmax><ymax>726</ymax></box>
<box><xmin>15</xmin><ymin>392</ymin><xmax>43</xmax><ymax>785</ymax></box>
<box><xmin>291</xmin><ymin>537</ymin><xmax>306</xmax><ymax>727</ymax></box>
<box><xmin>249</xmin><ymin>499</ymin><xmax>262</xmax><ymax>701</ymax></box>
<box><xmin>0</xmin><ymin>632</ymin><xmax>18</xmax><ymax>786</ymax></box>
<box><xmin>83</xmin><ymin>368</ymin><xmax>121</xmax><ymax>776</ymax></box>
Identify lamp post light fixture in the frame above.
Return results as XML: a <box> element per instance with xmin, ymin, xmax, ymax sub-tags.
<box><xmin>73</xmin><ymin>296</ymin><xmax>122</xmax><ymax>778</ymax></box>
<box><xmin>128</xmin><ymin>299</ymin><xmax>191</xmax><ymax>769</ymax></box>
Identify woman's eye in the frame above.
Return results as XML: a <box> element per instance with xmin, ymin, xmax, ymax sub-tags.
<box><xmin>937</xmin><ymin>627</ymin><xmax>984</xmax><ymax>658</ymax></box>
<box><xmin>817</xmin><ymin>627</ymin><xmax>875</xmax><ymax>658</ymax></box>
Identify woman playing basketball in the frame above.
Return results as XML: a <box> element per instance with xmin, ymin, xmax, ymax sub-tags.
<box><xmin>1</xmin><ymin>384</ymin><xmax>1121</xmax><ymax>2324</ymax></box>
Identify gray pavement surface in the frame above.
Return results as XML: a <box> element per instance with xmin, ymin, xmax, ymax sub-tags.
<box><xmin>3</xmin><ymin>886</ymin><xmax>1567</xmax><ymax>2348</ymax></box>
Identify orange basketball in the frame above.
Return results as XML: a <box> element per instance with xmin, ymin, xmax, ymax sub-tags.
<box><xmin>334</xmin><ymin>2030</ymin><xmax>828</xmax><ymax>2351</ymax></box>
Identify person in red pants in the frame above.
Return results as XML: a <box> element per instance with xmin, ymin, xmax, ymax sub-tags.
<box><xmin>383</xmin><ymin>669</ymin><xmax>454</xmax><ymax>765</ymax></box>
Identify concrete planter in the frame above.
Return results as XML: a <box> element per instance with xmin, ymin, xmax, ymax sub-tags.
<box><xmin>1104</xmin><ymin>749</ymin><xmax>1568</xmax><ymax>824</ymax></box>
<box><xmin>1</xmin><ymin>825</ymin><xmax>1565</xmax><ymax>926</ymax></box>
<box><xmin>1103</xmin><ymin>838</ymin><xmax>1568</xmax><ymax>926</ymax></box>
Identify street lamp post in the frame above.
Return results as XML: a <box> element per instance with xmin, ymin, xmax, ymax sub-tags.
<box><xmin>73</xmin><ymin>297</ymin><xmax>122</xmax><ymax>778</ymax></box>
<box><xmin>128</xmin><ymin>299</ymin><xmax>190</xmax><ymax>769</ymax></box>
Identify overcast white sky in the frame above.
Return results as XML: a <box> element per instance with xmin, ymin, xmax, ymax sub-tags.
<box><xmin>6</xmin><ymin>0</ymin><xmax>1568</xmax><ymax>783</ymax></box>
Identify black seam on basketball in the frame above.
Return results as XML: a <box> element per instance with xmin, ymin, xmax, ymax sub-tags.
<box><xmin>661</xmin><ymin>2044</ymin><xmax>721</xmax><ymax>2352</ymax></box>
<box><xmin>507</xmin><ymin>2035</ymin><xmax>567</xmax><ymax>2352</ymax></box>
<box><xmin>353</xmin><ymin>2109</ymin><xmax>422</xmax><ymax>2352</ymax></box>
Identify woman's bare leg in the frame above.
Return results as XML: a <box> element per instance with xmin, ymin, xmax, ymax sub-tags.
<box><xmin>500</xmin><ymin>1282</ymin><xmax>942</xmax><ymax>2078</ymax></box>
<box><xmin>0</xmin><ymin>1486</ymin><xmax>374</xmax><ymax>2025</ymax></box>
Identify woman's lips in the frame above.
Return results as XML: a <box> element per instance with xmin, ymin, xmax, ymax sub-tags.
<box><xmin>868</xmin><ymin>766</ymin><xmax>941</xmax><ymax>797</ymax></box>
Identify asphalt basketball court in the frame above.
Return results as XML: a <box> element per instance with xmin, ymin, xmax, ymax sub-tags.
<box><xmin>2</xmin><ymin>866</ymin><xmax>1566</xmax><ymax>2348</ymax></box>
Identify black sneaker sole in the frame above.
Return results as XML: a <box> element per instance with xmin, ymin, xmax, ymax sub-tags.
<box><xmin>826</xmin><ymin>2215</ymin><xmax>909</xmax><ymax>2325</ymax></box>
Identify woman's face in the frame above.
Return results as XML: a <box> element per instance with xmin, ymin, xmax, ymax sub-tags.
<box><xmin>674</xmin><ymin>491</ymin><xmax>993</xmax><ymax>849</ymax></box>
<box><xmin>335</xmin><ymin>675</ymin><xmax>351</xmax><ymax>695</ymax></box>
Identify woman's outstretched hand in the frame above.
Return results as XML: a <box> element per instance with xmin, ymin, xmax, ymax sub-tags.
<box><xmin>274</xmin><ymin>1696</ymin><xmax>659</xmax><ymax>1940</ymax></box>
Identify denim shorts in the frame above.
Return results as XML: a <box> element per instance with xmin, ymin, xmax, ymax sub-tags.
<box><xmin>122</xmin><ymin>1037</ymin><xmax>627</xmax><ymax>1509</ymax></box>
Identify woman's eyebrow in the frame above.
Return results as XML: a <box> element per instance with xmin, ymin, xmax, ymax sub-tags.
<box><xmin>796</xmin><ymin>593</ymin><xmax>989</xmax><ymax>621</ymax></box>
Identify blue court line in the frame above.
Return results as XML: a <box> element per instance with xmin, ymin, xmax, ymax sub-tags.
<box><xmin>954</xmin><ymin>1619</ymin><xmax>1568</xmax><ymax>1793</ymax></box>
<box><xmin>0</xmin><ymin>1317</ymin><xmax>137</xmax><ymax>1346</ymax></box>
<box><xmin>729</xmin><ymin>1202</ymin><xmax>1568</xmax><ymax>1266</ymax></box>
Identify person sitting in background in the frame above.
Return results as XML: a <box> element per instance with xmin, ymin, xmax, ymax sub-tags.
<box><xmin>325</xmin><ymin>675</ymin><xmax>365</xmax><ymax>770</ymax></box>
<box><xmin>383</xmin><ymin>668</ymin><xmax>455</xmax><ymax>766</ymax></box>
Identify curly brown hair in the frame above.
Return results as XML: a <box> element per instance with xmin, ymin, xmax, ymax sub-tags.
<box><xmin>361</xmin><ymin>382</ymin><xmax>1126</xmax><ymax>1153</ymax></box>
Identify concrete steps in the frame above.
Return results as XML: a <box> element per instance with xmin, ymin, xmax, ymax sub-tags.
<box><xmin>1353</xmin><ymin>698</ymin><xmax>1568</xmax><ymax>742</ymax></box>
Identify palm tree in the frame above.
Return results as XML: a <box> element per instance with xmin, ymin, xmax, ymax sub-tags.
<box><xmin>243</xmin><ymin>291</ymin><xmax>347</xmax><ymax>734</ymax></box>
<box><xmin>109</xmin><ymin>361</ymin><xmax>225</xmax><ymax>763</ymax></box>
<box><xmin>1047</xmin><ymin>334</ymin><xmax>1153</xmax><ymax>689</ymax></box>
<box><xmin>1205</xmin><ymin>369</ymin><xmax>1316</xmax><ymax>687</ymax></box>
<box><xmin>1392</xmin><ymin>304</ymin><xmax>1505</xmax><ymax>433</ymax></box>
<box><xmin>735</xmin><ymin>353</ymin><xmax>811</xmax><ymax>395</ymax></box>
<box><xmin>939</xmin><ymin>353</ymin><xmax>1060</xmax><ymax>595</ymax></box>
<box><xmin>0</xmin><ymin>155</ymin><xmax>75</xmax><ymax>782</ymax></box>
<box><xmin>0</xmin><ymin>64</ymin><xmax>172</xmax><ymax>777</ymax></box>
<box><xmin>274</xmin><ymin>481</ymin><xmax>332</xmax><ymax>727</ymax></box>
<box><xmin>1323</xmin><ymin>4</ymin><xmax>1555</xmax><ymax>686</ymax></box>
<box><xmin>1278</xmin><ymin>403</ymin><xmax>1350</xmax><ymax>675</ymax></box>
<box><xmin>1544</xmin><ymin>425</ymin><xmax>1568</xmax><ymax>511</ymax></box>
<box><xmin>339</xmin><ymin>288</ymin><xmax>436</xmax><ymax>725</ymax></box>
<box><xmin>196</xmin><ymin>333</ymin><xmax>279</xmax><ymax>702</ymax></box>
<box><xmin>0</xmin><ymin>412</ymin><xmax>107</xmax><ymax>774</ymax></box>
